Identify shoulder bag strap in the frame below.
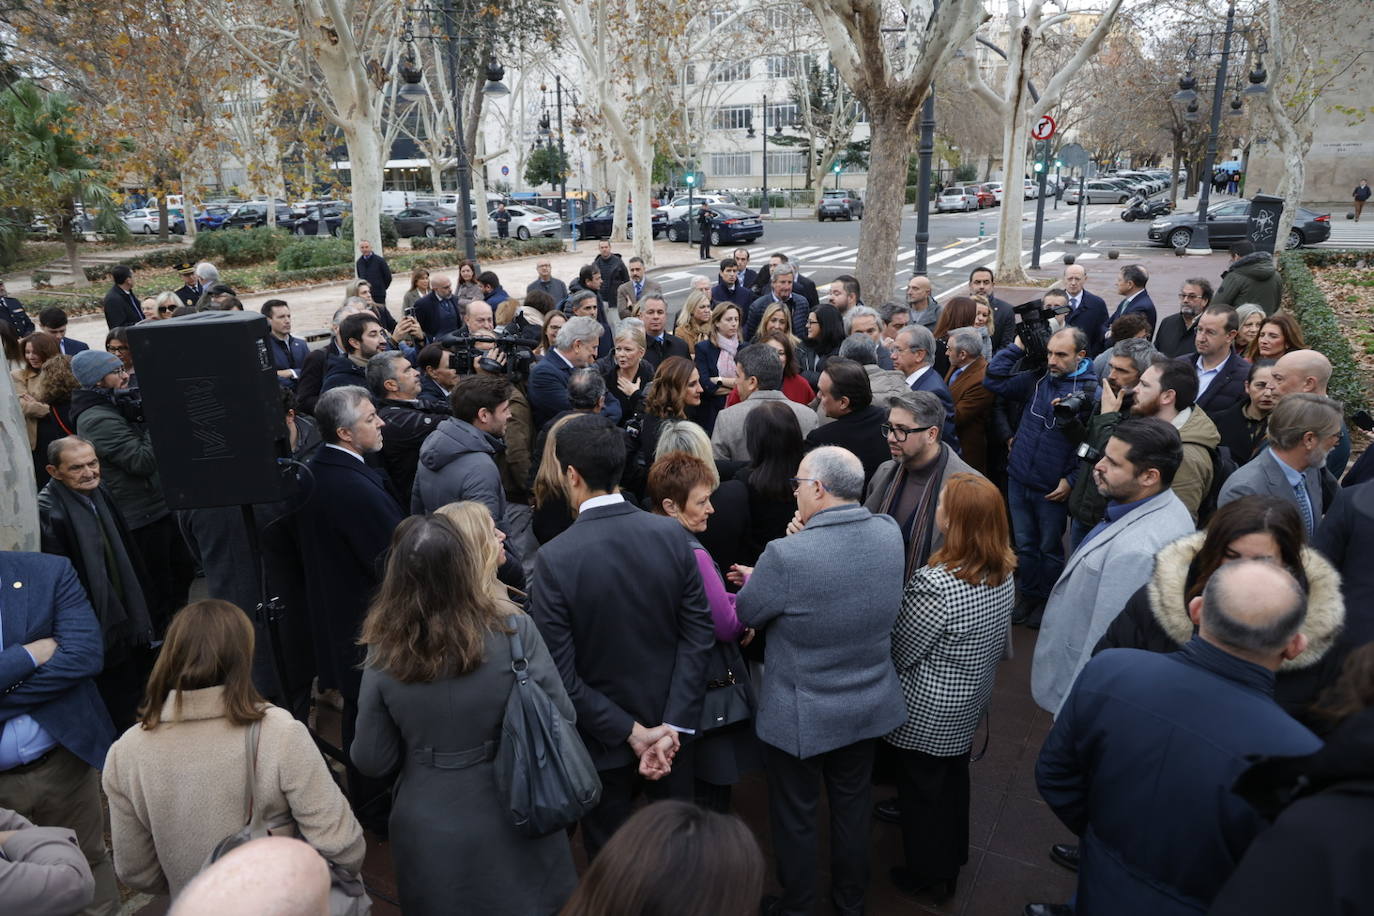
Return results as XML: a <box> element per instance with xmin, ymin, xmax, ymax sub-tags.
<box><xmin>508</xmin><ymin>627</ymin><xmax>529</xmax><ymax>686</ymax></box>
<box><xmin>243</xmin><ymin>719</ymin><xmax>264</xmax><ymax>830</ymax></box>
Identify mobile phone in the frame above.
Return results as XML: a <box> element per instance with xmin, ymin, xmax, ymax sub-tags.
<box><xmin>404</xmin><ymin>306</ymin><xmax>416</xmax><ymax>318</ymax></box>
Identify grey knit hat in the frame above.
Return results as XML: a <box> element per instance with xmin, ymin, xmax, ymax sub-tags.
<box><xmin>71</xmin><ymin>349</ymin><xmax>124</xmax><ymax>387</ymax></box>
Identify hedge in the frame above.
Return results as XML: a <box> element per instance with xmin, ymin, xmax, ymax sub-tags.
<box><xmin>339</xmin><ymin>214</ymin><xmax>399</xmax><ymax>248</ymax></box>
<box><xmin>410</xmin><ymin>236</ymin><xmax>565</xmax><ymax>258</ymax></box>
<box><xmin>190</xmin><ymin>227</ymin><xmax>293</xmax><ymax>266</ymax></box>
<box><xmin>1278</xmin><ymin>250</ymin><xmax>1370</xmax><ymax>412</ymax></box>
<box><xmin>276</xmin><ymin>238</ymin><xmax>355</xmax><ymax>271</ymax></box>
<box><xmin>80</xmin><ymin>246</ymin><xmax>196</xmax><ymax>281</ymax></box>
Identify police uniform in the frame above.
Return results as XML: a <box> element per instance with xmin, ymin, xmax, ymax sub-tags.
<box><xmin>173</xmin><ymin>262</ymin><xmax>201</xmax><ymax>309</ymax></box>
<box><xmin>0</xmin><ymin>294</ymin><xmax>35</xmax><ymax>336</ymax></box>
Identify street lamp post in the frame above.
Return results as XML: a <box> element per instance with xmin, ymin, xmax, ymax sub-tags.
<box><xmin>747</xmin><ymin>95</ymin><xmax>774</xmax><ymax>216</ymax></box>
<box><xmin>1171</xmin><ymin>0</ymin><xmax>1267</xmax><ymax>254</ymax></box>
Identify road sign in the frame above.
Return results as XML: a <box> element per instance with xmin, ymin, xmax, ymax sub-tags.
<box><xmin>1059</xmin><ymin>142</ymin><xmax>1089</xmax><ymax>168</ymax></box>
<box><xmin>501</xmin><ymin>165</ymin><xmax>509</xmax><ymax>176</ymax></box>
<box><xmin>1031</xmin><ymin>115</ymin><xmax>1057</xmax><ymax>141</ymax></box>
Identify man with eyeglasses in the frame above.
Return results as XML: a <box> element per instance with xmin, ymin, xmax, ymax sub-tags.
<box><xmin>525</xmin><ymin>259</ymin><xmax>568</xmax><ymax>304</ymax></box>
<box><xmin>1153</xmin><ymin>278</ymin><xmax>1212</xmax><ymax>358</ymax></box>
<box><xmin>103</xmin><ymin>328</ymin><xmax>135</xmax><ymax>388</ymax></box>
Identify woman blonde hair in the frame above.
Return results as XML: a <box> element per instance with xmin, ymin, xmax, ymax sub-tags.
<box><xmin>139</xmin><ymin>600</ymin><xmax>266</xmax><ymax>730</ymax></box>
<box><xmin>532</xmin><ymin>413</ymin><xmax>578</xmax><ymax>511</ymax></box>
<box><xmin>674</xmin><ymin>290</ymin><xmax>715</xmax><ymax>348</ymax></box>
<box><xmin>751</xmin><ymin>301</ymin><xmax>798</xmax><ymax>346</ymax></box>
<box><xmin>708</xmin><ymin>301</ymin><xmax>742</xmax><ymax>345</ymax></box>
<box><xmin>614</xmin><ymin>322</ymin><xmax>647</xmax><ymax>352</ymax></box>
<box><xmin>343</xmin><ymin>278</ymin><xmax>373</xmax><ymax>305</ymax></box>
<box><xmin>653</xmin><ymin>420</ymin><xmax>719</xmax><ymax>488</ymax></box>
<box><xmin>358</xmin><ymin>514</ymin><xmax>514</xmax><ymax>683</ymax></box>
<box><xmin>434</xmin><ymin>501</ymin><xmax>508</xmax><ymax>601</ymax></box>
<box><xmin>35</xmin><ymin>353</ymin><xmax>80</xmax><ymax>404</ymax></box>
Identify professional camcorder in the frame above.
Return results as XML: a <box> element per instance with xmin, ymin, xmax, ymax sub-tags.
<box><xmin>1014</xmin><ymin>298</ymin><xmax>1072</xmax><ymax>367</ymax></box>
<box><xmin>435</xmin><ymin>311</ymin><xmax>541</xmax><ymax>381</ymax></box>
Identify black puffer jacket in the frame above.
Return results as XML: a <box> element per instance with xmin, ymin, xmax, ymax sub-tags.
<box><xmin>1094</xmin><ymin>531</ymin><xmax>1348</xmax><ymax>716</ymax></box>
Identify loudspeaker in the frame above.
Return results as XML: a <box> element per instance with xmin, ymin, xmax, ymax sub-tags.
<box><xmin>128</xmin><ymin>311</ymin><xmax>291</xmax><ymax>509</ymax></box>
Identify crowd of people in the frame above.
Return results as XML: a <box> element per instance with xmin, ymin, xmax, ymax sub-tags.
<box><xmin>2</xmin><ymin>234</ymin><xmax>1373</xmax><ymax>916</ymax></box>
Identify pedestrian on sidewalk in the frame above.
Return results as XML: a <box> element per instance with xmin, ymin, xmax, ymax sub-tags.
<box><xmin>1354</xmin><ymin>179</ymin><xmax>1370</xmax><ymax>221</ymax></box>
<box><xmin>697</xmin><ymin>202</ymin><xmax>713</xmax><ymax>261</ymax></box>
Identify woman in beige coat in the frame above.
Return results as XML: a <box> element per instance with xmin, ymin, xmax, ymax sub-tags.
<box><xmin>102</xmin><ymin>599</ymin><xmax>365</xmax><ymax>899</ymax></box>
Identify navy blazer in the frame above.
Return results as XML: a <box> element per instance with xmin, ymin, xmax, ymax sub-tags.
<box><xmin>59</xmin><ymin>337</ymin><xmax>89</xmax><ymax>356</ymax></box>
<box><xmin>528</xmin><ymin>352</ymin><xmax>622</xmax><ymax>430</ymax></box>
<box><xmin>710</xmin><ymin>280</ymin><xmax>754</xmax><ymax>308</ymax></box>
<box><xmin>296</xmin><ymin>447</ymin><xmax>402</xmax><ymax>698</ymax></box>
<box><xmin>1195</xmin><ymin>353</ymin><xmax>1251</xmax><ymax>415</ymax></box>
<box><xmin>744</xmin><ymin>292</ymin><xmax>810</xmax><ymax>340</ymax></box>
<box><xmin>269</xmin><ymin>334</ymin><xmax>310</xmax><ymax>387</ymax></box>
<box><xmin>411</xmin><ymin>291</ymin><xmax>461</xmax><ymax>340</ymax></box>
<box><xmin>1065</xmin><ymin>290</ymin><xmax>1109</xmax><ymax>356</ymax></box>
<box><xmin>910</xmin><ymin>368</ymin><xmax>961</xmax><ymax>453</ymax></box>
<box><xmin>102</xmin><ymin>286</ymin><xmax>142</xmax><ymax>329</ymax></box>
<box><xmin>0</xmin><ymin>552</ymin><xmax>115</xmax><ymax>770</ymax></box>
<box><xmin>1105</xmin><ymin>290</ymin><xmax>1158</xmax><ymax>337</ymax></box>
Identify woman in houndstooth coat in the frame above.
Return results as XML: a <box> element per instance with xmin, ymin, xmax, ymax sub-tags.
<box><xmin>884</xmin><ymin>472</ymin><xmax>1016</xmax><ymax>903</ymax></box>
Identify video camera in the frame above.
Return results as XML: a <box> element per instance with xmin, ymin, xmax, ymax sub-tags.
<box><xmin>435</xmin><ymin>311</ymin><xmax>541</xmax><ymax>381</ymax></box>
<box><xmin>1014</xmin><ymin>298</ymin><xmax>1072</xmax><ymax>367</ymax></box>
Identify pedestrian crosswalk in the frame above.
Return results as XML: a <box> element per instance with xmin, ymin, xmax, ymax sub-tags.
<box><xmin>1323</xmin><ymin>220</ymin><xmax>1374</xmax><ymax>250</ymax></box>
<box><xmin>740</xmin><ymin>239</ymin><xmax>1102</xmax><ymax>277</ymax></box>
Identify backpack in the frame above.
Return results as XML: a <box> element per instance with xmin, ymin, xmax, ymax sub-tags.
<box><xmin>1198</xmin><ymin>443</ymin><xmax>1240</xmax><ymax>524</ymax></box>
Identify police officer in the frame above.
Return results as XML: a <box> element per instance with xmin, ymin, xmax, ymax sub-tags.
<box><xmin>0</xmin><ymin>278</ymin><xmax>35</xmax><ymax>336</ymax></box>
<box><xmin>493</xmin><ymin>202</ymin><xmax>512</xmax><ymax>239</ymax></box>
<box><xmin>366</xmin><ymin>350</ymin><xmax>449</xmax><ymax>502</ymax></box>
<box><xmin>172</xmin><ymin>262</ymin><xmax>202</xmax><ymax>309</ymax></box>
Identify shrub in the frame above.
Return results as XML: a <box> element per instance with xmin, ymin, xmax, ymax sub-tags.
<box><xmin>339</xmin><ymin>214</ymin><xmax>399</xmax><ymax>248</ymax></box>
<box><xmin>1279</xmin><ymin>250</ymin><xmax>1371</xmax><ymax>412</ymax></box>
<box><xmin>190</xmin><ymin>226</ymin><xmax>292</xmax><ymax>266</ymax></box>
<box><xmin>276</xmin><ymin>238</ymin><xmax>354</xmax><ymax>271</ymax></box>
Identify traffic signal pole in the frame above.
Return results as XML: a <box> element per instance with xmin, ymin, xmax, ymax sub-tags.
<box><xmin>1030</xmin><ymin>143</ymin><xmax>1051</xmax><ymax>270</ymax></box>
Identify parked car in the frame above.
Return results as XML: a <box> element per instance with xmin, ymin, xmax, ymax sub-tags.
<box><xmin>285</xmin><ymin>207</ymin><xmax>345</xmax><ymax>237</ymax></box>
<box><xmin>571</xmin><ymin>205</ymin><xmax>664</xmax><ymax>240</ymax></box>
<box><xmin>489</xmin><ymin>204</ymin><xmax>563</xmax><ymax>239</ymax></box>
<box><xmin>1148</xmin><ymin>199</ymin><xmax>1331</xmax><ymax>250</ymax></box>
<box><xmin>657</xmin><ymin>193</ymin><xmax>736</xmax><ymax>221</ymax></box>
<box><xmin>1064</xmin><ymin>181</ymin><xmax>1135</xmax><ymax>205</ymax></box>
<box><xmin>224</xmin><ymin>202</ymin><xmax>293</xmax><ymax>230</ymax></box>
<box><xmin>817</xmin><ymin>189</ymin><xmax>864</xmax><ymax>220</ymax></box>
<box><xmin>974</xmin><ymin>184</ymin><xmax>999</xmax><ymax>207</ymax></box>
<box><xmin>1022</xmin><ymin>179</ymin><xmax>1039</xmax><ymax>200</ymax></box>
<box><xmin>195</xmin><ymin>206</ymin><xmax>235</xmax><ymax>231</ymax></box>
<box><xmin>983</xmin><ymin>181</ymin><xmax>1006</xmax><ymax>205</ymax></box>
<box><xmin>936</xmin><ymin>187</ymin><xmax>981</xmax><ymax>212</ymax></box>
<box><xmin>663</xmin><ymin>205</ymin><xmax>763</xmax><ymax>246</ymax></box>
<box><xmin>393</xmin><ymin>205</ymin><xmax>458</xmax><ymax>238</ymax></box>
<box><xmin>121</xmin><ymin>208</ymin><xmax>161</xmax><ymax>234</ymax></box>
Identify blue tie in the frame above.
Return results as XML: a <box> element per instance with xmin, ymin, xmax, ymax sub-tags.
<box><xmin>1293</xmin><ymin>479</ymin><xmax>1315</xmax><ymax>535</ymax></box>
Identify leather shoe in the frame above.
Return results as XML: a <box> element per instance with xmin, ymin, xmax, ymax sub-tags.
<box><xmin>1050</xmin><ymin>842</ymin><xmax>1080</xmax><ymax>871</ymax></box>
<box><xmin>1024</xmin><ymin>906</ymin><xmax>1074</xmax><ymax>916</ymax></box>
<box><xmin>873</xmin><ymin>797</ymin><xmax>901</xmax><ymax>824</ymax></box>
<box><xmin>890</xmin><ymin>867</ymin><xmax>956</xmax><ymax>904</ymax></box>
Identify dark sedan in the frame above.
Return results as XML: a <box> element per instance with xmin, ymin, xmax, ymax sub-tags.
<box><xmin>570</xmin><ymin>205</ymin><xmax>665</xmax><ymax>240</ymax></box>
<box><xmin>224</xmin><ymin>202</ymin><xmax>295</xmax><ymax>230</ymax></box>
<box><xmin>394</xmin><ymin>205</ymin><xmax>458</xmax><ymax>238</ymax></box>
<box><xmin>1147</xmin><ymin>198</ymin><xmax>1332</xmax><ymax>250</ymax></box>
<box><xmin>663</xmin><ymin>205</ymin><xmax>764</xmax><ymax>246</ymax></box>
<box><xmin>285</xmin><ymin>207</ymin><xmax>345</xmax><ymax>237</ymax></box>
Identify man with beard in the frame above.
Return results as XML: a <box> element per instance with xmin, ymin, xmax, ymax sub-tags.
<box><xmin>1218</xmin><ymin>394</ymin><xmax>1343</xmax><ymax>535</ymax></box>
<box><xmin>1152</xmin><ymin>278</ymin><xmax>1210</xmax><ymax>358</ymax></box>
<box><xmin>1031</xmin><ymin>417</ymin><xmax>1194</xmax><ymax>715</ymax></box>
<box><xmin>1124</xmin><ymin>356</ymin><xmax>1222</xmax><ymax>523</ymax></box>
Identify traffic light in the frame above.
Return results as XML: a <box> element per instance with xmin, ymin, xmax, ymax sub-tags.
<box><xmin>685</xmin><ymin>173</ymin><xmax>696</xmax><ymax>186</ymax></box>
<box><xmin>1033</xmin><ymin>161</ymin><xmax>1044</xmax><ymax>173</ymax></box>
<box><xmin>1054</xmin><ymin>158</ymin><xmax>1063</xmax><ymax>169</ymax></box>
<box><xmin>833</xmin><ymin>162</ymin><xmax>842</xmax><ymax>173</ymax></box>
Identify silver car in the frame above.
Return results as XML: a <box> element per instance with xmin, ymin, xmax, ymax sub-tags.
<box><xmin>1064</xmin><ymin>181</ymin><xmax>1134</xmax><ymax>205</ymax></box>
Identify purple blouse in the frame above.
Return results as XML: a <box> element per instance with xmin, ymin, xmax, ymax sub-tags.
<box><xmin>694</xmin><ymin>548</ymin><xmax>746</xmax><ymax>642</ymax></box>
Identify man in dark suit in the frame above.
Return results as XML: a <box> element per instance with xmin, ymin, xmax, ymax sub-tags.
<box><xmin>634</xmin><ymin>295</ymin><xmax>689</xmax><ymax>371</ymax></box>
<box><xmin>744</xmin><ymin>264</ymin><xmax>811</xmax><ymax>340</ymax></box>
<box><xmin>0</xmin><ymin>551</ymin><xmax>118</xmax><ymax>914</ymax></box>
<box><xmin>732</xmin><ymin>247</ymin><xmax>758</xmax><ymax>291</ymax></box>
<box><xmin>0</xmin><ymin>278</ymin><xmax>35</xmax><ymax>336</ymax></box>
<box><xmin>1193</xmin><ymin>304</ymin><xmax>1250</xmax><ymax>415</ymax></box>
<box><xmin>101</xmin><ymin>265</ymin><xmax>142</xmax><ymax>329</ymax></box>
<box><xmin>528</xmin><ymin>414</ymin><xmax>714</xmax><ymax>858</ymax></box>
<box><xmin>710</xmin><ymin>257</ymin><xmax>754</xmax><ymax>308</ymax></box>
<box><xmin>262</xmin><ymin>300</ymin><xmax>310</xmax><ymax>389</ymax></box>
<box><xmin>1062</xmin><ymin>263</ymin><xmax>1108</xmax><ymax>356</ymax></box>
<box><xmin>37</xmin><ymin>307</ymin><xmax>88</xmax><ymax>356</ymax></box>
<box><xmin>1103</xmin><ymin>263</ymin><xmax>1156</xmax><ymax>343</ymax></box>
<box><xmin>354</xmin><ymin>239</ymin><xmax>392</xmax><ymax>308</ymax></box>
<box><xmin>806</xmin><ymin>358</ymin><xmax>889</xmax><ymax>485</ymax></box>
<box><xmin>528</xmin><ymin>315</ymin><xmax>621</xmax><ymax>428</ymax></box>
<box><xmin>1154</xmin><ymin>278</ymin><xmax>1210</xmax><ymax>358</ymax></box>
<box><xmin>411</xmin><ymin>273</ymin><xmax>460</xmax><ymax>340</ymax></box>
<box><xmin>892</xmin><ymin>323</ymin><xmax>959</xmax><ymax>452</ymax></box>
<box><xmin>1314</xmin><ymin>480</ymin><xmax>1374</xmax><ymax>646</ymax></box>
<box><xmin>296</xmin><ymin>385</ymin><xmax>402</xmax><ymax>823</ymax></box>
<box><xmin>967</xmin><ymin>266</ymin><xmax>1017</xmax><ymax>352</ymax></box>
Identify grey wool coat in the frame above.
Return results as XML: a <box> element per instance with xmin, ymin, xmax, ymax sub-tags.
<box><xmin>351</xmin><ymin>612</ymin><xmax>577</xmax><ymax>916</ymax></box>
<box><xmin>736</xmin><ymin>504</ymin><xmax>907</xmax><ymax>758</ymax></box>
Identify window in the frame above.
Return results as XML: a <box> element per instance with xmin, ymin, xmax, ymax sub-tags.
<box><xmin>712</xmin><ymin>106</ymin><xmax>752</xmax><ymax>130</ymax></box>
<box><xmin>710</xmin><ymin>60</ymin><xmax>751</xmax><ymax>82</ymax></box>
<box><xmin>766</xmin><ymin>151</ymin><xmax>805</xmax><ymax>175</ymax></box>
<box><xmin>767</xmin><ymin>55</ymin><xmax>803</xmax><ymax>79</ymax></box>
<box><xmin>849</xmin><ymin>101</ymin><xmax>868</xmax><ymax>123</ymax></box>
<box><xmin>766</xmin><ymin>103</ymin><xmax>800</xmax><ymax>128</ymax></box>
<box><xmin>710</xmin><ymin>152</ymin><xmax>753</xmax><ymax>177</ymax></box>
<box><xmin>763</xmin><ymin>7</ymin><xmax>793</xmax><ymax>31</ymax></box>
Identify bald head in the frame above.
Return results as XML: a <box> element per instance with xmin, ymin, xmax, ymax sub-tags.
<box><xmin>172</xmin><ymin>838</ymin><xmax>331</xmax><ymax>916</ymax></box>
<box><xmin>1193</xmin><ymin>560</ymin><xmax>1308</xmax><ymax>669</ymax></box>
<box><xmin>1272</xmin><ymin>349</ymin><xmax>1332</xmax><ymax>397</ymax></box>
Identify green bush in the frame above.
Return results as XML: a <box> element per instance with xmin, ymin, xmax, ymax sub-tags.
<box><xmin>1279</xmin><ymin>250</ymin><xmax>1371</xmax><ymax>412</ymax></box>
<box><xmin>190</xmin><ymin>227</ymin><xmax>291</xmax><ymax>266</ymax></box>
<box><xmin>339</xmin><ymin>214</ymin><xmax>399</xmax><ymax>248</ymax></box>
<box><xmin>276</xmin><ymin>238</ymin><xmax>354</xmax><ymax>271</ymax></box>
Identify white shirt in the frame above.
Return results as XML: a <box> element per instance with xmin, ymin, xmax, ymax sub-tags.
<box><xmin>905</xmin><ymin>366</ymin><xmax>931</xmax><ymax>387</ymax></box>
<box><xmin>324</xmin><ymin>443</ymin><xmax>364</xmax><ymax>463</ymax></box>
<box><xmin>1195</xmin><ymin>352</ymin><xmax>1230</xmax><ymax>398</ymax></box>
<box><xmin>576</xmin><ymin>491</ymin><xmax>625</xmax><ymax>512</ymax></box>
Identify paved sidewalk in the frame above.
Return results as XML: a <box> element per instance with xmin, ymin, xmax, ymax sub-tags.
<box><xmin>64</xmin><ymin>240</ymin><xmax>707</xmax><ymax>349</ymax></box>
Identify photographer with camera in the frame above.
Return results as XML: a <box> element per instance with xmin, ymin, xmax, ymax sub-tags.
<box><xmin>984</xmin><ymin>306</ymin><xmax>1098</xmax><ymax>629</ymax></box>
<box><xmin>69</xmin><ymin>349</ymin><xmax>194</xmax><ymax>634</ymax></box>
<box><xmin>1064</xmin><ymin>338</ymin><xmax>1160</xmax><ymax>547</ymax></box>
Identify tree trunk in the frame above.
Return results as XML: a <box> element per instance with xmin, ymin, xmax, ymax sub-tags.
<box><xmin>61</xmin><ymin>199</ymin><xmax>86</xmax><ymax>289</ymax></box>
<box><xmin>993</xmin><ymin>108</ymin><xmax>1031</xmax><ymax>285</ymax></box>
<box><xmin>0</xmin><ymin>369</ymin><xmax>39</xmax><ymax>551</ymax></box>
<box><xmin>343</xmin><ymin>120</ymin><xmax>386</xmax><ymax>254</ymax></box>
<box><xmin>631</xmin><ymin>124</ymin><xmax>654</xmax><ymax>267</ymax></box>
<box><xmin>854</xmin><ymin>105</ymin><xmax>914</xmax><ymax>307</ymax></box>
<box><xmin>156</xmin><ymin>192</ymin><xmax>170</xmax><ymax>243</ymax></box>
<box><xmin>611</xmin><ymin>168</ymin><xmax>629</xmax><ymax>242</ymax></box>
<box><xmin>1267</xmin><ymin>109</ymin><xmax>1309</xmax><ymax>257</ymax></box>
<box><xmin>182</xmin><ymin>174</ymin><xmax>198</xmax><ymax>240</ymax></box>
<box><xmin>429</xmin><ymin>157</ymin><xmax>445</xmax><ymax>196</ymax></box>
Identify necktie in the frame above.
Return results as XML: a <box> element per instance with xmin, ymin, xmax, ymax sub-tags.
<box><xmin>635</xmin><ymin>282</ymin><xmax>643</xmax><ymax>298</ymax></box>
<box><xmin>1293</xmin><ymin>479</ymin><xmax>1315</xmax><ymax>535</ymax></box>
<box><xmin>1070</xmin><ymin>296</ymin><xmax>1079</xmax><ymax>312</ymax></box>
<box><xmin>1114</xmin><ymin>298</ymin><xmax>1127</xmax><ymax>319</ymax></box>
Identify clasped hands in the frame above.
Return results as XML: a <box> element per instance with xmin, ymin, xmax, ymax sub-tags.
<box><xmin>628</xmin><ymin>722</ymin><xmax>679</xmax><ymax>781</ymax></box>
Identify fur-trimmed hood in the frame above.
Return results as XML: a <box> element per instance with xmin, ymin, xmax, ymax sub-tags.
<box><xmin>1146</xmin><ymin>531</ymin><xmax>1345</xmax><ymax>670</ymax></box>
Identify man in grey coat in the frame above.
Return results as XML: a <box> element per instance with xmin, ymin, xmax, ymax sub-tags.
<box><xmin>0</xmin><ymin>806</ymin><xmax>96</xmax><ymax>915</ymax></box>
<box><xmin>736</xmin><ymin>446</ymin><xmax>906</xmax><ymax>916</ymax></box>
<box><xmin>1032</xmin><ymin>418</ymin><xmax>1196</xmax><ymax>715</ymax></box>
<box><xmin>710</xmin><ymin>342</ymin><xmax>818</xmax><ymax>461</ymax></box>
<box><xmin>411</xmin><ymin>374</ymin><xmax>512</xmax><ymax>520</ymax></box>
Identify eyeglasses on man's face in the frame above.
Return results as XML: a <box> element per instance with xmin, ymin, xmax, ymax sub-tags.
<box><xmin>881</xmin><ymin>423</ymin><xmax>934</xmax><ymax>443</ymax></box>
<box><xmin>788</xmin><ymin>477</ymin><xmax>820</xmax><ymax>493</ymax></box>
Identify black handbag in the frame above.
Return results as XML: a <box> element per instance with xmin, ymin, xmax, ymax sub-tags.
<box><xmin>495</xmin><ymin>627</ymin><xmax>603</xmax><ymax>837</ymax></box>
<box><xmin>699</xmin><ymin>640</ymin><xmax>755</xmax><ymax>732</ymax></box>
